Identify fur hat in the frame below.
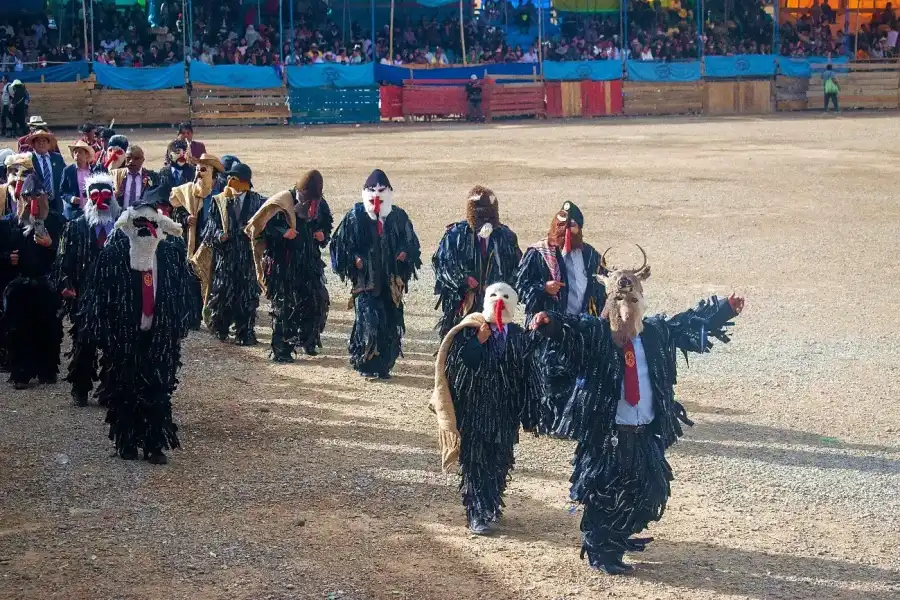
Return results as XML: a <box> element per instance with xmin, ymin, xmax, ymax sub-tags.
<box><xmin>364</xmin><ymin>169</ymin><xmax>391</xmax><ymax>191</ymax></box>
<box><xmin>20</xmin><ymin>173</ymin><xmax>45</xmax><ymax>197</ymax></box>
<box><xmin>107</xmin><ymin>135</ymin><xmax>129</xmax><ymax>151</ymax></box>
<box><xmin>466</xmin><ymin>185</ymin><xmax>500</xmax><ymax>231</ymax></box>
<box><xmin>221</xmin><ymin>155</ymin><xmax>240</xmax><ymax>172</ymax></box>
<box><xmin>295</xmin><ymin>169</ymin><xmax>323</xmax><ymax>201</ymax></box>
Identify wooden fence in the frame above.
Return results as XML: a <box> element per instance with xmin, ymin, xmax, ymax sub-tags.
<box><xmin>190</xmin><ymin>86</ymin><xmax>289</xmax><ymax>126</ymax></box>
<box><xmin>92</xmin><ymin>89</ymin><xmax>190</xmax><ymax>126</ymax></box>
<box><xmin>623</xmin><ymin>82</ymin><xmax>704</xmax><ymax>116</ymax></box>
<box><xmin>806</xmin><ymin>62</ymin><xmax>900</xmax><ymax>110</ymax></box>
<box><xmin>27</xmin><ymin>81</ymin><xmax>94</xmax><ymax>127</ymax></box>
<box><xmin>703</xmin><ymin>80</ymin><xmax>773</xmax><ymax>115</ymax></box>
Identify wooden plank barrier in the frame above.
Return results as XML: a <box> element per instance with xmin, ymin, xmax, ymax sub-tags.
<box><xmin>27</xmin><ymin>80</ymin><xmax>94</xmax><ymax>127</ymax></box>
<box><xmin>623</xmin><ymin>82</ymin><xmax>704</xmax><ymax>116</ymax></box>
<box><xmin>807</xmin><ymin>62</ymin><xmax>900</xmax><ymax>110</ymax></box>
<box><xmin>703</xmin><ymin>80</ymin><xmax>773</xmax><ymax>115</ymax></box>
<box><xmin>581</xmin><ymin>80</ymin><xmax>623</xmax><ymax>117</ymax></box>
<box><xmin>190</xmin><ymin>86</ymin><xmax>290</xmax><ymax>126</ymax></box>
<box><xmin>379</xmin><ymin>85</ymin><xmax>403</xmax><ymax>119</ymax></box>
<box><xmin>483</xmin><ymin>81</ymin><xmax>545</xmax><ymax>121</ymax></box>
<box><xmin>92</xmin><ymin>88</ymin><xmax>189</xmax><ymax>126</ymax></box>
<box><xmin>775</xmin><ymin>76</ymin><xmax>809</xmax><ymax>111</ymax></box>
<box><xmin>401</xmin><ymin>79</ymin><xmax>468</xmax><ymax>119</ymax></box>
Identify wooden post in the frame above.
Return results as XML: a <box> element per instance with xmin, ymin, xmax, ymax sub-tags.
<box><xmin>460</xmin><ymin>0</ymin><xmax>467</xmax><ymax>65</ymax></box>
<box><xmin>81</xmin><ymin>0</ymin><xmax>89</xmax><ymax>62</ymax></box>
<box><xmin>389</xmin><ymin>0</ymin><xmax>395</xmax><ymax>64</ymax></box>
<box><xmin>854</xmin><ymin>2</ymin><xmax>861</xmax><ymax>58</ymax></box>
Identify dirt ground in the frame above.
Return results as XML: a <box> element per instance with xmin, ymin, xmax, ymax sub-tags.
<box><xmin>2</xmin><ymin>114</ymin><xmax>900</xmax><ymax>600</ymax></box>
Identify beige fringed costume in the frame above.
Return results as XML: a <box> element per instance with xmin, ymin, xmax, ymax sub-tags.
<box><xmin>243</xmin><ymin>189</ymin><xmax>297</xmax><ymax>295</ymax></box>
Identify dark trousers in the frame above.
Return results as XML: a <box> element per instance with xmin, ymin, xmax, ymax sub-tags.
<box><xmin>1</xmin><ymin>105</ymin><xmax>9</xmax><ymax>135</ymax></box>
<box><xmin>271</xmin><ymin>285</ymin><xmax>329</xmax><ymax>357</ymax></box>
<box><xmin>67</xmin><ymin>337</ymin><xmax>99</xmax><ymax>396</ymax></box>
<box><xmin>4</xmin><ymin>277</ymin><xmax>63</xmax><ymax>384</ymax></box>
<box><xmin>825</xmin><ymin>92</ymin><xmax>839</xmax><ymax>111</ymax></box>
<box><xmin>467</xmin><ymin>99</ymin><xmax>483</xmax><ymax>122</ymax></box>
<box><xmin>210</xmin><ymin>299</ymin><xmax>257</xmax><ymax>341</ymax></box>
<box><xmin>10</xmin><ymin>104</ymin><xmax>26</xmax><ymax>136</ymax></box>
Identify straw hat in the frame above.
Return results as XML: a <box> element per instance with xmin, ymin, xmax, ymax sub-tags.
<box><xmin>68</xmin><ymin>139</ymin><xmax>96</xmax><ymax>163</ymax></box>
<box><xmin>196</xmin><ymin>153</ymin><xmax>224</xmax><ymax>173</ymax></box>
<box><xmin>27</xmin><ymin>129</ymin><xmax>57</xmax><ymax>146</ymax></box>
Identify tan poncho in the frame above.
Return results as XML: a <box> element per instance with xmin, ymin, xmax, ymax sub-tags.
<box><xmin>189</xmin><ymin>189</ymin><xmax>234</xmax><ymax>304</ymax></box>
<box><xmin>430</xmin><ymin>311</ymin><xmax>488</xmax><ymax>473</ymax></box>
<box><xmin>243</xmin><ymin>189</ymin><xmax>297</xmax><ymax>295</ymax></box>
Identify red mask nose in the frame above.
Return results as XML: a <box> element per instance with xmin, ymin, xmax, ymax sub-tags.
<box><xmin>372</xmin><ymin>194</ymin><xmax>381</xmax><ymax>214</ymax></box>
<box><xmin>14</xmin><ymin>180</ymin><xmax>23</xmax><ymax>196</ymax></box>
<box><xmin>494</xmin><ymin>298</ymin><xmax>506</xmax><ymax>329</ymax></box>
<box><xmin>29</xmin><ymin>198</ymin><xmax>40</xmax><ymax>217</ymax></box>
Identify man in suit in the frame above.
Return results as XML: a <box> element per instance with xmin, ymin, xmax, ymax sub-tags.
<box><xmin>29</xmin><ymin>129</ymin><xmax>65</xmax><ymax>215</ymax></box>
<box><xmin>111</xmin><ymin>145</ymin><xmax>159</xmax><ymax>209</ymax></box>
<box><xmin>59</xmin><ymin>140</ymin><xmax>96</xmax><ymax>220</ymax></box>
<box><xmin>156</xmin><ymin>138</ymin><xmax>196</xmax><ymax>198</ymax></box>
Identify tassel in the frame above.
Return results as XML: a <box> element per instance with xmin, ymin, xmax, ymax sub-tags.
<box><xmin>563</xmin><ymin>227</ymin><xmax>572</xmax><ymax>255</ymax></box>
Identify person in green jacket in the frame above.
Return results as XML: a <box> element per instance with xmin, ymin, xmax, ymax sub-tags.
<box><xmin>823</xmin><ymin>64</ymin><xmax>841</xmax><ymax>112</ymax></box>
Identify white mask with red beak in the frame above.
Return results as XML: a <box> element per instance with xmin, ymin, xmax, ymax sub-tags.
<box><xmin>482</xmin><ymin>282</ymin><xmax>518</xmax><ymax>330</ymax></box>
<box><xmin>83</xmin><ymin>173</ymin><xmax>121</xmax><ymax>227</ymax></box>
<box><xmin>362</xmin><ymin>184</ymin><xmax>393</xmax><ymax>223</ymax></box>
<box><xmin>115</xmin><ymin>206</ymin><xmax>183</xmax><ymax>272</ymax></box>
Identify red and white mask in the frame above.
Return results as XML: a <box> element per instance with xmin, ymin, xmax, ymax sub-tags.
<box><xmin>104</xmin><ymin>146</ymin><xmax>126</xmax><ymax>170</ymax></box>
<box><xmin>482</xmin><ymin>282</ymin><xmax>518</xmax><ymax>330</ymax></box>
<box><xmin>83</xmin><ymin>174</ymin><xmax>121</xmax><ymax>226</ymax></box>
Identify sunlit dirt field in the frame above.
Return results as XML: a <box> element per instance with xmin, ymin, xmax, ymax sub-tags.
<box><xmin>1</xmin><ymin>114</ymin><xmax>899</xmax><ymax>600</ymax></box>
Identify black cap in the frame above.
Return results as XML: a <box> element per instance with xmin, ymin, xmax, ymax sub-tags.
<box><xmin>226</xmin><ymin>162</ymin><xmax>252</xmax><ymax>182</ymax></box>
<box><xmin>168</xmin><ymin>138</ymin><xmax>188</xmax><ymax>153</ymax></box>
<box><xmin>221</xmin><ymin>155</ymin><xmax>240</xmax><ymax>172</ymax></box>
<box><xmin>364</xmin><ymin>169</ymin><xmax>391</xmax><ymax>190</ymax></box>
<box><xmin>108</xmin><ymin>135</ymin><xmax>129</xmax><ymax>151</ymax></box>
<box><xmin>99</xmin><ymin>127</ymin><xmax>116</xmax><ymax>141</ymax></box>
<box><xmin>561</xmin><ymin>201</ymin><xmax>583</xmax><ymax>228</ymax></box>
<box><xmin>21</xmin><ymin>174</ymin><xmax>45</xmax><ymax>197</ymax></box>
<box><xmin>134</xmin><ymin>185</ymin><xmax>168</xmax><ymax>209</ymax></box>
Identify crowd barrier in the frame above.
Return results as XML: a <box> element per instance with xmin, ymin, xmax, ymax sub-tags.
<box><xmin>20</xmin><ymin>58</ymin><xmax>900</xmax><ymax>129</ymax></box>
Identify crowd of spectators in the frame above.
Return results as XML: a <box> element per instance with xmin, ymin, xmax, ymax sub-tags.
<box><xmin>3</xmin><ymin>0</ymin><xmax>900</xmax><ymax>73</ymax></box>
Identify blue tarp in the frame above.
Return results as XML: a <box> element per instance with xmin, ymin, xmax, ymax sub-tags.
<box><xmin>776</xmin><ymin>56</ymin><xmax>849</xmax><ymax>78</ymax></box>
<box><xmin>703</xmin><ymin>55</ymin><xmax>776</xmax><ymax>78</ymax></box>
<box><xmin>189</xmin><ymin>62</ymin><xmax>283</xmax><ymax>89</ymax></box>
<box><xmin>15</xmin><ymin>61</ymin><xmax>90</xmax><ymax>83</ymax></box>
<box><xmin>543</xmin><ymin>60</ymin><xmax>622</xmax><ymax>81</ymax></box>
<box><xmin>286</xmin><ymin>64</ymin><xmax>375</xmax><ymax>88</ymax></box>
<box><xmin>374</xmin><ymin>62</ymin><xmax>540</xmax><ymax>85</ymax></box>
<box><xmin>94</xmin><ymin>63</ymin><xmax>185</xmax><ymax>90</ymax></box>
<box><xmin>626</xmin><ymin>60</ymin><xmax>701</xmax><ymax>82</ymax></box>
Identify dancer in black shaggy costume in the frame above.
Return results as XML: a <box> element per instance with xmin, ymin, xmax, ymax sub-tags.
<box><xmin>432</xmin><ymin>186</ymin><xmax>521</xmax><ymax>339</ymax></box>
<box><xmin>529</xmin><ymin>248</ymin><xmax>744</xmax><ymax>574</ymax></box>
<box><xmin>200</xmin><ymin>162</ymin><xmax>265</xmax><ymax>345</ymax></box>
<box><xmin>432</xmin><ymin>283</ymin><xmax>538</xmax><ymax>534</ymax></box>
<box><xmin>514</xmin><ymin>201</ymin><xmax>607</xmax><ymax>434</ymax></box>
<box><xmin>55</xmin><ymin>173</ymin><xmax>121</xmax><ymax>405</ymax></box>
<box><xmin>330</xmin><ymin>169</ymin><xmax>421</xmax><ymax>378</ymax></box>
<box><xmin>246</xmin><ymin>170</ymin><xmax>333</xmax><ymax>362</ymax></box>
<box><xmin>3</xmin><ymin>174</ymin><xmax>65</xmax><ymax>389</ymax></box>
<box><xmin>78</xmin><ymin>187</ymin><xmax>191</xmax><ymax>464</ymax></box>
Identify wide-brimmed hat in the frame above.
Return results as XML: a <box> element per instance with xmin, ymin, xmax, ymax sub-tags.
<box><xmin>196</xmin><ymin>153</ymin><xmax>224</xmax><ymax>173</ymax></box>
<box><xmin>27</xmin><ymin>116</ymin><xmax>49</xmax><ymax>129</ymax></box>
<box><xmin>27</xmin><ymin>129</ymin><xmax>57</xmax><ymax>146</ymax></box>
<box><xmin>226</xmin><ymin>162</ymin><xmax>252</xmax><ymax>182</ymax></box>
<box><xmin>68</xmin><ymin>139</ymin><xmax>96</xmax><ymax>162</ymax></box>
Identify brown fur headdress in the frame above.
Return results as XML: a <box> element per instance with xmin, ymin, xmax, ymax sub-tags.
<box><xmin>465</xmin><ymin>185</ymin><xmax>500</xmax><ymax>230</ymax></box>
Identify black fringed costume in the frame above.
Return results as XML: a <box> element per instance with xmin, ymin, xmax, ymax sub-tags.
<box><xmin>79</xmin><ymin>226</ymin><xmax>192</xmax><ymax>461</ymax></box>
<box><xmin>445</xmin><ymin>322</ymin><xmax>537</xmax><ymax>529</ymax></box>
<box><xmin>55</xmin><ymin>214</ymin><xmax>114</xmax><ymax>401</ymax></box>
<box><xmin>515</xmin><ymin>242</ymin><xmax>606</xmax><ymax>434</ymax></box>
<box><xmin>537</xmin><ymin>296</ymin><xmax>738</xmax><ymax>570</ymax></box>
<box><xmin>432</xmin><ymin>222</ymin><xmax>521</xmax><ymax>338</ymax></box>
<box><xmin>201</xmin><ymin>188</ymin><xmax>266</xmax><ymax>344</ymax></box>
<box><xmin>2</xmin><ymin>182</ymin><xmax>65</xmax><ymax>387</ymax></box>
<box><xmin>259</xmin><ymin>190</ymin><xmax>333</xmax><ymax>360</ymax></box>
<box><xmin>330</xmin><ymin>172</ymin><xmax>421</xmax><ymax>377</ymax></box>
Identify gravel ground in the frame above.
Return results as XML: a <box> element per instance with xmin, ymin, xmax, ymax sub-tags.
<box><xmin>1</xmin><ymin>114</ymin><xmax>899</xmax><ymax>600</ymax></box>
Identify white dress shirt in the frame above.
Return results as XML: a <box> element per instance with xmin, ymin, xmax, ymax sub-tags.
<box><xmin>615</xmin><ymin>335</ymin><xmax>656</xmax><ymax>425</ymax></box>
<box><xmin>563</xmin><ymin>248</ymin><xmax>587</xmax><ymax>316</ymax></box>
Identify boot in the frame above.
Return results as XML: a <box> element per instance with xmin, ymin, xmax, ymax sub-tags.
<box><xmin>119</xmin><ymin>447</ymin><xmax>139</xmax><ymax>461</ymax></box>
<box><xmin>72</xmin><ymin>388</ymin><xmax>89</xmax><ymax>407</ymax></box>
<box><xmin>145</xmin><ymin>450</ymin><xmax>168</xmax><ymax>465</ymax></box>
<box><xmin>235</xmin><ymin>332</ymin><xmax>258</xmax><ymax>347</ymax></box>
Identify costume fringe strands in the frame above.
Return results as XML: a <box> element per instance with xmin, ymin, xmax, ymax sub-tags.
<box><xmin>200</xmin><ymin>191</ymin><xmax>266</xmax><ymax>343</ymax></box>
<box><xmin>537</xmin><ymin>296</ymin><xmax>737</xmax><ymax>568</ymax></box>
<box><xmin>78</xmin><ymin>232</ymin><xmax>192</xmax><ymax>457</ymax></box>
<box><xmin>330</xmin><ymin>203</ymin><xmax>421</xmax><ymax>376</ymax></box>
<box><xmin>432</xmin><ymin>222</ymin><xmax>522</xmax><ymax>338</ymax></box>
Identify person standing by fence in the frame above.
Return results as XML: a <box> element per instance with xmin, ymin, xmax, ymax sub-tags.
<box><xmin>466</xmin><ymin>75</ymin><xmax>484</xmax><ymax>123</ymax></box>
<box><xmin>822</xmin><ymin>64</ymin><xmax>840</xmax><ymax>113</ymax></box>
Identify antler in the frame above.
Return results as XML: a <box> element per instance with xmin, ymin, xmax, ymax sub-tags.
<box><xmin>601</xmin><ymin>246</ymin><xmax>614</xmax><ymax>271</ymax></box>
<box><xmin>601</xmin><ymin>244</ymin><xmax>649</xmax><ymax>273</ymax></box>
<box><xmin>634</xmin><ymin>244</ymin><xmax>648</xmax><ymax>272</ymax></box>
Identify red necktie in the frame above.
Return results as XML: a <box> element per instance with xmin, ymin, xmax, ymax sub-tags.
<box><xmin>97</xmin><ymin>227</ymin><xmax>107</xmax><ymax>247</ymax></box>
<box><xmin>480</xmin><ymin>238</ymin><xmax>488</xmax><ymax>255</ymax></box>
<box><xmin>141</xmin><ymin>271</ymin><xmax>154</xmax><ymax>322</ymax></box>
<box><xmin>623</xmin><ymin>340</ymin><xmax>640</xmax><ymax>407</ymax></box>
<box><xmin>308</xmin><ymin>198</ymin><xmax>319</xmax><ymax>219</ymax></box>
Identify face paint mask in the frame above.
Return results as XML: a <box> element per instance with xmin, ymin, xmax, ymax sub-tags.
<box><xmin>90</xmin><ymin>188</ymin><xmax>113</xmax><ymax>211</ymax></box>
<box><xmin>104</xmin><ymin>148</ymin><xmax>124</xmax><ymax>169</ymax></box>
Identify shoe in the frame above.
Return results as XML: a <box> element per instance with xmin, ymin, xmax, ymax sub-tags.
<box><xmin>303</xmin><ymin>345</ymin><xmax>319</xmax><ymax>357</ymax></box>
<box><xmin>592</xmin><ymin>561</ymin><xmax>633</xmax><ymax>575</ymax></box>
<box><xmin>273</xmin><ymin>354</ymin><xmax>294</xmax><ymax>364</ymax></box>
<box><xmin>39</xmin><ymin>375</ymin><xmax>57</xmax><ymax>385</ymax></box>
<box><xmin>626</xmin><ymin>536</ymin><xmax>654</xmax><ymax>551</ymax></box>
<box><xmin>145</xmin><ymin>452</ymin><xmax>168</xmax><ymax>465</ymax></box>
<box><xmin>72</xmin><ymin>390</ymin><xmax>89</xmax><ymax>407</ymax></box>
<box><xmin>214</xmin><ymin>331</ymin><xmax>229</xmax><ymax>342</ymax></box>
<box><xmin>119</xmin><ymin>448</ymin><xmax>139</xmax><ymax>461</ymax></box>
<box><xmin>377</xmin><ymin>372</ymin><xmax>392</xmax><ymax>380</ymax></box>
<box><xmin>13</xmin><ymin>381</ymin><xmax>29</xmax><ymax>390</ymax></box>
<box><xmin>235</xmin><ymin>335</ymin><xmax>258</xmax><ymax>347</ymax></box>
<box><xmin>468</xmin><ymin>518</ymin><xmax>490</xmax><ymax>535</ymax></box>
<box><xmin>359</xmin><ymin>372</ymin><xmax>377</xmax><ymax>379</ymax></box>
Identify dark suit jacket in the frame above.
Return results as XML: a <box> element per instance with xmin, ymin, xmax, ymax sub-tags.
<box><xmin>59</xmin><ymin>164</ymin><xmax>91</xmax><ymax>220</ymax></box>
<box><xmin>156</xmin><ymin>164</ymin><xmax>196</xmax><ymax>200</ymax></box>
<box><xmin>31</xmin><ymin>151</ymin><xmax>66</xmax><ymax>215</ymax></box>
